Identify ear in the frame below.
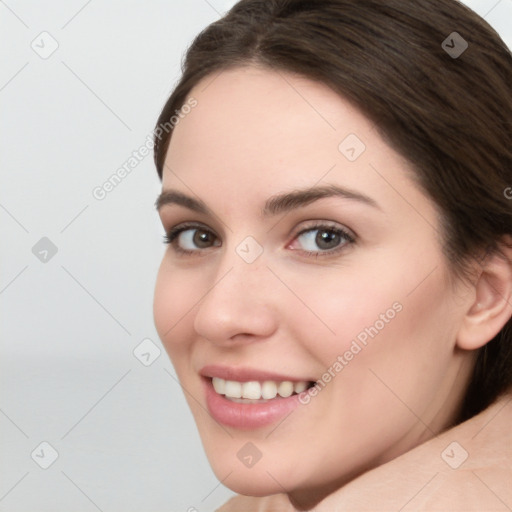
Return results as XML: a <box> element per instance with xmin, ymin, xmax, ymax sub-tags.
<box><xmin>457</xmin><ymin>239</ymin><xmax>512</xmax><ymax>350</ymax></box>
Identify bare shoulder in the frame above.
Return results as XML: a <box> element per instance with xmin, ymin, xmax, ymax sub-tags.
<box><xmin>317</xmin><ymin>392</ymin><xmax>512</xmax><ymax>511</ymax></box>
<box><xmin>217</xmin><ymin>396</ymin><xmax>512</xmax><ymax>511</ymax></box>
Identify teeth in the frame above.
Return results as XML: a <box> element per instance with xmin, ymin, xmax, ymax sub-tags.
<box><xmin>224</xmin><ymin>380</ymin><xmax>242</xmax><ymax>398</ymax></box>
<box><xmin>242</xmin><ymin>381</ymin><xmax>261</xmax><ymax>399</ymax></box>
<box><xmin>211</xmin><ymin>378</ymin><xmax>310</xmax><ymax>400</ymax></box>
<box><xmin>294</xmin><ymin>381</ymin><xmax>308</xmax><ymax>393</ymax></box>
<box><xmin>261</xmin><ymin>381</ymin><xmax>277</xmax><ymax>399</ymax></box>
<box><xmin>212</xmin><ymin>377</ymin><xmax>225</xmax><ymax>394</ymax></box>
<box><xmin>277</xmin><ymin>381</ymin><xmax>293</xmax><ymax>398</ymax></box>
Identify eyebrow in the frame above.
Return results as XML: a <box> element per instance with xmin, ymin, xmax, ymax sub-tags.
<box><xmin>155</xmin><ymin>184</ymin><xmax>381</xmax><ymax>216</ymax></box>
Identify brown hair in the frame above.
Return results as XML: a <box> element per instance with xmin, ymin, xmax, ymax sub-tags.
<box><xmin>153</xmin><ymin>0</ymin><xmax>512</xmax><ymax>423</ymax></box>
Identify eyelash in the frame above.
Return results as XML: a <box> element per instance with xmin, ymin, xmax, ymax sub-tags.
<box><xmin>163</xmin><ymin>221</ymin><xmax>356</xmax><ymax>258</ymax></box>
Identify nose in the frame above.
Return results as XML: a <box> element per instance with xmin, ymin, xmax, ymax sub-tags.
<box><xmin>193</xmin><ymin>258</ymin><xmax>278</xmax><ymax>346</ymax></box>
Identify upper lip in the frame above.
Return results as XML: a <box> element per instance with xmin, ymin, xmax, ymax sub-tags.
<box><xmin>200</xmin><ymin>364</ymin><xmax>315</xmax><ymax>383</ymax></box>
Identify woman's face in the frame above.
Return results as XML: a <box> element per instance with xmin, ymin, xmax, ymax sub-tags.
<box><xmin>154</xmin><ymin>66</ymin><xmax>474</xmax><ymax>503</ymax></box>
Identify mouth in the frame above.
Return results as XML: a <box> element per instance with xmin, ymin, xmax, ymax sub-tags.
<box><xmin>211</xmin><ymin>377</ymin><xmax>314</xmax><ymax>403</ymax></box>
<box><xmin>200</xmin><ymin>366</ymin><xmax>317</xmax><ymax>429</ymax></box>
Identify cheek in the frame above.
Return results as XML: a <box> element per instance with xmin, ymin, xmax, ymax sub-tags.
<box><xmin>276</xmin><ymin>262</ymin><xmax>400</xmax><ymax>364</ymax></box>
<box><xmin>153</xmin><ymin>258</ymin><xmax>201</xmax><ymax>358</ymax></box>
<box><xmin>280</xmin><ymin>253</ymin><xmax>454</xmax><ymax>390</ymax></box>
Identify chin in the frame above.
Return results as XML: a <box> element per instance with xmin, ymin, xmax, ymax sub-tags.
<box><xmin>214</xmin><ymin>462</ymin><xmax>283</xmax><ymax>495</ymax></box>
<box><xmin>206</xmin><ymin>443</ymin><xmax>336</xmax><ymax>500</ymax></box>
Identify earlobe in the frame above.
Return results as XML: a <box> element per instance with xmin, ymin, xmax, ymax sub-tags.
<box><xmin>457</xmin><ymin>243</ymin><xmax>512</xmax><ymax>351</ymax></box>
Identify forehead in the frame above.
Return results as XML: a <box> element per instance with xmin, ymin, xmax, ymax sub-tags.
<box><xmin>161</xmin><ymin>65</ymin><xmax>429</xmax><ymax>220</ymax></box>
<box><xmin>166</xmin><ymin>65</ymin><xmax>372</xmax><ymax>170</ymax></box>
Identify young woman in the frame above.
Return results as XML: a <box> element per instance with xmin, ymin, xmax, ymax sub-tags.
<box><xmin>152</xmin><ymin>0</ymin><xmax>512</xmax><ymax>509</ymax></box>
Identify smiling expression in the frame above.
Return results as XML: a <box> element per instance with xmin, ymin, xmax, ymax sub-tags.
<box><xmin>153</xmin><ymin>65</ymin><xmax>476</xmax><ymax>505</ymax></box>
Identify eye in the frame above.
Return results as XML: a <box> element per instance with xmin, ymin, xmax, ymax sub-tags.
<box><xmin>163</xmin><ymin>223</ymin><xmax>220</xmax><ymax>254</ymax></box>
<box><xmin>288</xmin><ymin>223</ymin><xmax>355</xmax><ymax>255</ymax></box>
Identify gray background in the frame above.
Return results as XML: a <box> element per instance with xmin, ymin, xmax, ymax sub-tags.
<box><xmin>1</xmin><ymin>1</ymin><xmax>511</xmax><ymax>511</ymax></box>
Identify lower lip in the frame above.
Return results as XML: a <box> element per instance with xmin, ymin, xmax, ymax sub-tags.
<box><xmin>203</xmin><ymin>378</ymin><xmax>306</xmax><ymax>429</ymax></box>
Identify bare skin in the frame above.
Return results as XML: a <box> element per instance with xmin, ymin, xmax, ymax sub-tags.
<box><xmin>218</xmin><ymin>392</ymin><xmax>512</xmax><ymax>510</ymax></box>
<box><xmin>154</xmin><ymin>66</ymin><xmax>512</xmax><ymax>509</ymax></box>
